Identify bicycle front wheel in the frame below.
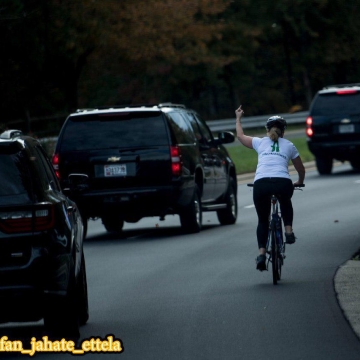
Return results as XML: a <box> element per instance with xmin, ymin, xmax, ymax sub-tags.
<box><xmin>271</xmin><ymin>228</ymin><xmax>281</xmax><ymax>285</ymax></box>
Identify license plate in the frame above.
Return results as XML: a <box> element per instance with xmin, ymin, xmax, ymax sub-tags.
<box><xmin>104</xmin><ymin>164</ymin><xmax>127</xmax><ymax>177</ymax></box>
<box><xmin>339</xmin><ymin>124</ymin><xmax>355</xmax><ymax>133</ymax></box>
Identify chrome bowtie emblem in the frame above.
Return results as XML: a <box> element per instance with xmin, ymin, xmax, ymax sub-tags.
<box><xmin>340</xmin><ymin>118</ymin><xmax>351</xmax><ymax>124</ymax></box>
<box><xmin>107</xmin><ymin>156</ymin><xmax>121</xmax><ymax>162</ymax></box>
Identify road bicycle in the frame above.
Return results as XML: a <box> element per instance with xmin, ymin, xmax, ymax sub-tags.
<box><xmin>247</xmin><ymin>183</ymin><xmax>305</xmax><ymax>285</ymax></box>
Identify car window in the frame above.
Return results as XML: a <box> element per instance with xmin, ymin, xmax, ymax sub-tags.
<box><xmin>22</xmin><ymin>144</ymin><xmax>53</xmax><ymax>193</ymax></box>
<box><xmin>191</xmin><ymin>113</ymin><xmax>213</xmax><ymax>143</ymax></box>
<box><xmin>34</xmin><ymin>145</ymin><xmax>61</xmax><ymax>192</ymax></box>
<box><xmin>59</xmin><ymin>112</ymin><xmax>169</xmax><ymax>151</ymax></box>
<box><xmin>167</xmin><ymin>112</ymin><xmax>196</xmax><ymax>144</ymax></box>
<box><xmin>312</xmin><ymin>93</ymin><xmax>360</xmax><ymax>116</ymax></box>
<box><xmin>182</xmin><ymin>112</ymin><xmax>203</xmax><ymax>142</ymax></box>
<box><xmin>0</xmin><ymin>147</ymin><xmax>35</xmax><ymax>204</ymax></box>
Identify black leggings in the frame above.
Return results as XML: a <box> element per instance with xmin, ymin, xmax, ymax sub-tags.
<box><xmin>253</xmin><ymin>177</ymin><xmax>294</xmax><ymax>249</ymax></box>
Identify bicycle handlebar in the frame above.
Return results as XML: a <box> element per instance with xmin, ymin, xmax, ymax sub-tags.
<box><xmin>247</xmin><ymin>183</ymin><xmax>305</xmax><ymax>188</ymax></box>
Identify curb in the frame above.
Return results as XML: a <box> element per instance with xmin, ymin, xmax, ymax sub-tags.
<box><xmin>334</xmin><ymin>260</ymin><xmax>360</xmax><ymax>340</ymax></box>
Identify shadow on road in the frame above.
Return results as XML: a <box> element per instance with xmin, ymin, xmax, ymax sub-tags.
<box><xmin>322</xmin><ymin>167</ymin><xmax>360</xmax><ymax>178</ymax></box>
<box><xmin>84</xmin><ymin>224</ymin><xmax>219</xmax><ymax>244</ymax></box>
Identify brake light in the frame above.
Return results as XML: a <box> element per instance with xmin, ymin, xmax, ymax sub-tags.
<box><xmin>170</xmin><ymin>146</ymin><xmax>182</xmax><ymax>176</ymax></box>
<box><xmin>0</xmin><ymin>204</ymin><xmax>55</xmax><ymax>234</ymax></box>
<box><xmin>52</xmin><ymin>153</ymin><xmax>60</xmax><ymax>179</ymax></box>
<box><xmin>336</xmin><ymin>90</ymin><xmax>357</xmax><ymax>95</ymax></box>
<box><xmin>306</xmin><ymin>116</ymin><xmax>313</xmax><ymax>137</ymax></box>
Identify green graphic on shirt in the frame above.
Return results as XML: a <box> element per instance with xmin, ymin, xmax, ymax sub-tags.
<box><xmin>271</xmin><ymin>141</ymin><xmax>279</xmax><ymax>152</ymax></box>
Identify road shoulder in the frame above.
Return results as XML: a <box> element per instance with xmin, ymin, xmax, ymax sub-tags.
<box><xmin>335</xmin><ymin>259</ymin><xmax>360</xmax><ymax>339</ymax></box>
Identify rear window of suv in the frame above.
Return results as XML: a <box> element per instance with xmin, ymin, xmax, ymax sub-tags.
<box><xmin>59</xmin><ymin>112</ymin><xmax>170</xmax><ymax>151</ymax></box>
<box><xmin>311</xmin><ymin>92</ymin><xmax>360</xmax><ymax>116</ymax></box>
<box><xmin>0</xmin><ymin>147</ymin><xmax>34</xmax><ymax>204</ymax></box>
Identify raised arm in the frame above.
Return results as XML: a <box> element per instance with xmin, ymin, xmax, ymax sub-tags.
<box><xmin>235</xmin><ymin>105</ymin><xmax>253</xmax><ymax>149</ymax></box>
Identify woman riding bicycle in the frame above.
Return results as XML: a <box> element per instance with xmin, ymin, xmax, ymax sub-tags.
<box><xmin>235</xmin><ymin>105</ymin><xmax>305</xmax><ymax>271</ymax></box>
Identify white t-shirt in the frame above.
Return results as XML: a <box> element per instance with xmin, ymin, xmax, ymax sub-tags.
<box><xmin>252</xmin><ymin>136</ymin><xmax>299</xmax><ymax>182</ymax></box>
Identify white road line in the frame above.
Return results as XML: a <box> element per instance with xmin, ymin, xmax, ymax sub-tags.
<box><xmin>244</xmin><ymin>204</ymin><xmax>255</xmax><ymax>209</ymax></box>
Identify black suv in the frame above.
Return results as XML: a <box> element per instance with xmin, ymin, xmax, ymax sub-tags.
<box><xmin>306</xmin><ymin>83</ymin><xmax>360</xmax><ymax>174</ymax></box>
<box><xmin>53</xmin><ymin>103</ymin><xmax>238</xmax><ymax>234</ymax></box>
<box><xmin>0</xmin><ymin>130</ymin><xmax>88</xmax><ymax>338</ymax></box>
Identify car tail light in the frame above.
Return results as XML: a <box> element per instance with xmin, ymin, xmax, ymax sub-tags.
<box><xmin>0</xmin><ymin>204</ymin><xmax>55</xmax><ymax>234</ymax></box>
<box><xmin>52</xmin><ymin>153</ymin><xmax>60</xmax><ymax>179</ymax></box>
<box><xmin>170</xmin><ymin>146</ymin><xmax>182</xmax><ymax>176</ymax></box>
<box><xmin>306</xmin><ymin>116</ymin><xmax>313</xmax><ymax>137</ymax></box>
<box><xmin>336</xmin><ymin>90</ymin><xmax>357</xmax><ymax>95</ymax></box>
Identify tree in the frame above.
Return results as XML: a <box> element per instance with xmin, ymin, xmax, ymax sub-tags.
<box><xmin>2</xmin><ymin>0</ymin><xmax>360</xmax><ymax>128</ymax></box>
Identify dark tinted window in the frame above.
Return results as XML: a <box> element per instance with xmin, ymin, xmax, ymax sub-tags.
<box><xmin>0</xmin><ymin>146</ymin><xmax>35</xmax><ymax>204</ymax></box>
<box><xmin>184</xmin><ymin>112</ymin><xmax>213</xmax><ymax>144</ymax></box>
<box><xmin>60</xmin><ymin>112</ymin><xmax>169</xmax><ymax>151</ymax></box>
<box><xmin>183</xmin><ymin>112</ymin><xmax>203</xmax><ymax>142</ymax></box>
<box><xmin>24</xmin><ymin>145</ymin><xmax>52</xmax><ymax>192</ymax></box>
<box><xmin>311</xmin><ymin>92</ymin><xmax>360</xmax><ymax>116</ymax></box>
<box><xmin>193</xmin><ymin>114</ymin><xmax>213</xmax><ymax>143</ymax></box>
<box><xmin>167</xmin><ymin>112</ymin><xmax>196</xmax><ymax>144</ymax></box>
<box><xmin>33</xmin><ymin>145</ymin><xmax>61</xmax><ymax>192</ymax></box>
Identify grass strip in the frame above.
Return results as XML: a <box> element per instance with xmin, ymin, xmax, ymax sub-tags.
<box><xmin>227</xmin><ymin>137</ymin><xmax>314</xmax><ymax>175</ymax></box>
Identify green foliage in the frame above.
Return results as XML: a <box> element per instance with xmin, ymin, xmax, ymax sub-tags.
<box><xmin>227</xmin><ymin>144</ymin><xmax>259</xmax><ymax>175</ymax></box>
<box><xmin>227</xmin><ymin>136</ymin><xmax>314</xmax><ymax>175</ymax></box>
<box><xmin>2</xmin><ymin>0</ymin><xmax>360</xmax><ymax>125</ymax></box>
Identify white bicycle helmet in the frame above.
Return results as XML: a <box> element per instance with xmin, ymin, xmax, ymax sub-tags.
<box><xmin>266</xmin><ymin>116</ymin><xmax>287</xmax><ymax>132</ymax></box>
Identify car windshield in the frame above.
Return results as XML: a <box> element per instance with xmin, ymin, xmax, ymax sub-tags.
<box><xmin>0</xmin><ymin>148</ymin><xmax>34</xmax><ymax>205</ymax></box>
<box><xmin>60</xmin><ymin>112</ymin><xmax>169</xmax><ymax>151</ymax></box>
<box><xmin>312</xmin><ymin>93</ymin><xmax>360</xmax><ymax>116</ymax></box>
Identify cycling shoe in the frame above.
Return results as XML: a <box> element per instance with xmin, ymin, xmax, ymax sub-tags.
<box><xmin>256</xmin><ymin>254</ymin><xmax>267</xmax><ymax>271</ymax></box>
<box><xmin>285</xmin><ymin>232</ymin><xmax>296</xmax><ymax>244</ymax></box>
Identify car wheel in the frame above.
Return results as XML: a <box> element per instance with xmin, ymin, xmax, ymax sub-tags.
<box><xmin>180</xmin><ymin>185</ymin><xmax>202</xmax><ymax>233</ymax></box>
<box><xmin>315</xmin><ymin>156</ymin><xmax>333</xmax><ymax>175</ymax></box>
<box><xmin>77</xmin><ymin>252</ymin><xmax>89</xmax><ymax>326</ymax></box>
<box><xmin>102</xmin><ymin>214</ymin><xmax>124</xmax><ymax>233</ymax></box>
<box><xmin>44</xmin><ymin>263</ymin><xmax>80</xmax><ymax>339</ymax></box>
<box><xmin>217</xmin><ymin>178</ymin><xmax>238</xmax><ymax>225</ymax></box>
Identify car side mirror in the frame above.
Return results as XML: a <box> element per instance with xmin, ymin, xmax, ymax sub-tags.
<box><xmin>218</xmin><ymin>131</ymin><xmax>235</xmax><ymax>144</ymax></box>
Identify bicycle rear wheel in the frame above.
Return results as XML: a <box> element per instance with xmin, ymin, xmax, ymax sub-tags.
<box><xmin>271</xmin><ymin>228</ymin><xmax>281</xmax><ymax>285</ymax></box>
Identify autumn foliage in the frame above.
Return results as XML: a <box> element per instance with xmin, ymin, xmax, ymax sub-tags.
<box><xmin>1</xmin><ymin>0</ymin><xmax>360</xmax><ymax>133</ymax></box>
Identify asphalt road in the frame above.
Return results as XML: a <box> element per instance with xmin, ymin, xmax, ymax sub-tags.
<box><xmin>1</xmin><ymin>163</ymin><xmax>360</xmax><ymax>359</ymax></box>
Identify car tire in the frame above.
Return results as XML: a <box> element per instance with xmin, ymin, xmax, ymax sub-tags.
<box><xmin>78</xmin><ymin>252</ymin><xmax>89</xmax><ymax>326</ymax></box>
<box><xmin>102</xmin><ymin>214</ymin><xmax>124</xmax><ymax>233</ymax></box>
<box><xmin>180</xmin><ymin>185</ymin><xmax>202</xmax><ymax>233</ymax></box>
<box><xmin>315</xmin><ymin>156</ymin><xmax>333</xmax><ymax>175</ymax></box>
<box><xmin>44</xmin><ymin>262</ymin><xmax>80</xmax><ymax>339</ymax></box>
<box><xmin>217</xmin><ymin>178</ymin><xmax>238</xmax><ymax>225</ymax></box>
